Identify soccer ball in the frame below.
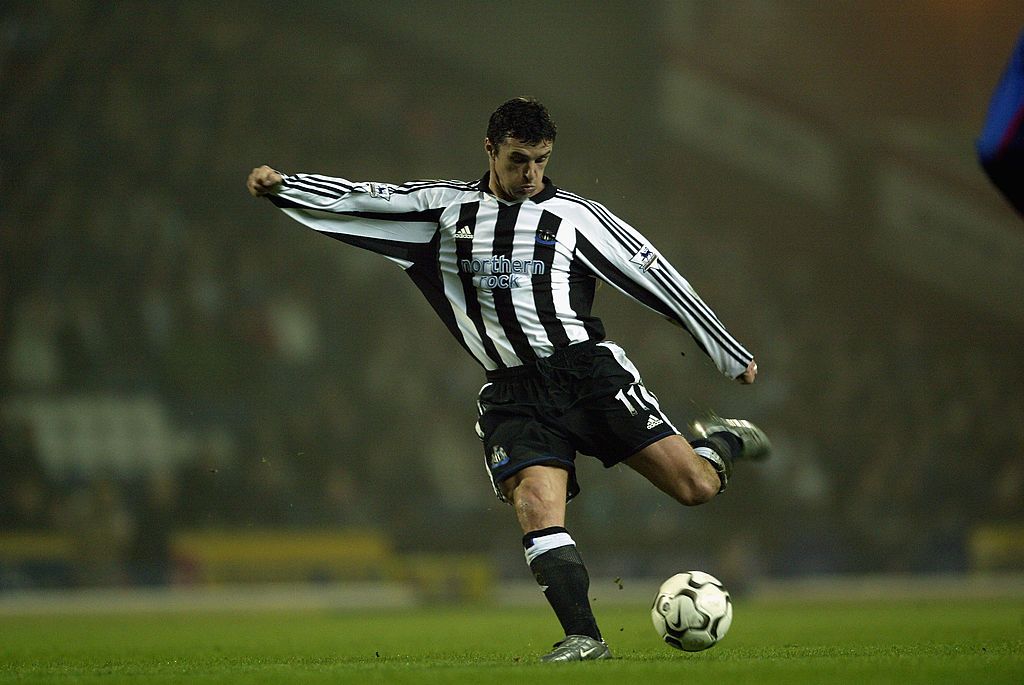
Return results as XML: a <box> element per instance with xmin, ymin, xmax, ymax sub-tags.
<box><xmin>650</xmin><ymin>570</ymin><xmax>733</xmax><ymax>652</ymax></box>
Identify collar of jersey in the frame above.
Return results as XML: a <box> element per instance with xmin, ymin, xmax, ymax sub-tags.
<box><xmin>477</xmin><ymin>173</ymin><xmax>557</xmax><ymax>204</ymax></box>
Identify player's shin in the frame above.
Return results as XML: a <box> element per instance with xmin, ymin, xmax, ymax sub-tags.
<box><xmin>523</xmin><ymin>526</ymin><xmax>601</xmax><ymax>641</ymax></box>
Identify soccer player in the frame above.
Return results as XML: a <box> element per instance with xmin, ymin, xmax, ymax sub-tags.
<box><xmin>978</xmin><ymin>29</ymin><xmax>1024</xmax><ymax>217</ymax></box>
<box><xmin>247</xmin><ymin>97</ymin><xmax>770</xmax><ymax>662</ymax></box>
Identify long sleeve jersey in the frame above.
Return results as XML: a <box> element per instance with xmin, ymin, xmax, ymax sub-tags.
<box><xmin>268</xmin><ymin>171</ymin><xmax>753</xmax><ymax>378</ymax></box>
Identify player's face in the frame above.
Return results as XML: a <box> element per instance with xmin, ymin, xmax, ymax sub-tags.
<box><xmin>485</xmin><ymin>137</ymin><xmax>552</xmax><ymax>201</ymax></box>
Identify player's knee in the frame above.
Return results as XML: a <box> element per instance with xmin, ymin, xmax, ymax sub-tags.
<box><xmin>508</xmin><ymin>474</ymin><xmax>563</xmax><ymax>520</ymax></box>
<box><xmin>511</xmin><ymin>477</ymin><xmax>558</xmax><ymax>510</ymax></box>
<box><xmin>692</xmin><ymin>475</ymin><xmax>721</xmax><ymax>504</ymax></box>
<box><xmin>670</xmin><ymin>472</ymin><xmax>719</xmax><ymax>506</ymax></box>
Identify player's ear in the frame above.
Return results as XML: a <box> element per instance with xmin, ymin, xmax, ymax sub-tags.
<box><xmin>484</xmin><ymin>138</ymin><xmax>497</xmax><ymax>158</ymax></box>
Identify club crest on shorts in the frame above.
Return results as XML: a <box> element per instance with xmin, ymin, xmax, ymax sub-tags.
<box><xmin>489</xmin><ymin>445</ymin><xmax>510</xmax><ymax>468</ymax></box>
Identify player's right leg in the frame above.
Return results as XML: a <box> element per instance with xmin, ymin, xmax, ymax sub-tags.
<box><xmin>502</xmin><ymin>464</ymin><xmax>569</xmax><ymax>531</ymax></box>
<box><xmin>500</xmin><ymin>465</ymin><xmax>611</xmax><ymax>662</ymax></box>
<box><xmin>477</xmin><ymin>368</ymin><xmax>611</xmax><ymax>662</ymax></box>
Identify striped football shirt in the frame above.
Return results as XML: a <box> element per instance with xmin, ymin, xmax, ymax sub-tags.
<box><xmin>268</xmin><ymin>172</ymin><xmax>753</xmax><ymax>377</ymax></box>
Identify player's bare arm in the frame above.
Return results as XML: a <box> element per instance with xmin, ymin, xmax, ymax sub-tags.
<box><xmin>247</xmin><ymin>165</ymin><xmax>283</xmax><ymax>197</ymax></box>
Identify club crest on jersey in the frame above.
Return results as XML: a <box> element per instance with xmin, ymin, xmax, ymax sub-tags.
<box><xmin>535</xmin><ymin>228</ymin><xmax>557</xmax><ymax>246</ymax></box>
<box><xmin>489</xmin><ymin>445</ymin><xmax>509</xmax><ymax>469</ymax></box>
<box><xmin>630</xmin><ymin>245</ymin><xmax>658</xmax><ymax>272</ymax></box>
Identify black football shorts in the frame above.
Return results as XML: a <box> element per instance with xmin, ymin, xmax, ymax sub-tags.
<box><xmin>476</xmin><ymin>340</ymin><xmax>679</xmax><ymax>503</ymax></box>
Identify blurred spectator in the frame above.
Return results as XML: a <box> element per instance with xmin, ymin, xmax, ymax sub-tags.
<box><xmin>126</xmin><ymin>473</ymin><xmax>178</xmax><ymax>586</ymax></box>
<box><xmin>6</xmin><ymin>291</ymin><xmax>63</xmax><ymax>390</ymax></box>
<box><xmin>58</xmin><ymin>479</ymin><xmax>134</xmax><ymax>587</ymax></box>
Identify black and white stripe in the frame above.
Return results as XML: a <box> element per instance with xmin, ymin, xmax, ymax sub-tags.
<box><xmin>268</xmin><ymin>172</ymin><xmax>752</xmax><ymax>377</ymax></box>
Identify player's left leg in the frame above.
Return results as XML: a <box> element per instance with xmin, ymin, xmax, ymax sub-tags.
<box><xmin>625</xmin><ymin>420</ymin><xmax>771</xmax><ymax>499</ymax></box>
<box><xmin>565</xmin><ymin>341</ymin><xmax>770</xmax><ymax>498</ymax></box>
<box><xmin>624</xmin><ymin>434</ymin><xmax>721</xmax><ymax>504</ymax></box>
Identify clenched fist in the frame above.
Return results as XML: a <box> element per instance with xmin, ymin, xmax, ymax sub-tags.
<box><xmin>738</xmin><ymin>360</ymin><xmax>758</xmax><ymax>384</ymax></box>
<box><xmin>247</xmin><ymin>165</ymin><xmax>283</xmax><ymax>197</ymax></box>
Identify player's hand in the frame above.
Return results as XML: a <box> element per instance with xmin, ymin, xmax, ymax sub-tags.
<box><xmin>737</xmin><ymin>360</ymin><xmax>757</xmax><ymax>384</ymax></box>
<box><xmin>247</xmin><ymin>165</ymin><xmax>283</xmax><ymax>197</ymax></box>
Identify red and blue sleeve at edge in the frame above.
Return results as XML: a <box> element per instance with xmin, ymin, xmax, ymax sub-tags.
<box><xmin>977</xmin><ymin>30</ymin><xmax>1024</xmax><ymax>216</ymax></box>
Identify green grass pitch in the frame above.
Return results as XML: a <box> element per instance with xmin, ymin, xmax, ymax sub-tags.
<box><xmin>1</xmin><ymin>597</ymin><xmax>1021</xmax><ymax>683</ymax></box>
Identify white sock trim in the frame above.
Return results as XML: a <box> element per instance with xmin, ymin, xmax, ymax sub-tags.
<box><xmin>524</xmin><ymin>531</ymin><xmax>575</xmax><ymax>565</ymax></box>
<box><xmin>693</xmin><ymin>445</ymin><xmax>725</xmax><ymax>470</ymax></box>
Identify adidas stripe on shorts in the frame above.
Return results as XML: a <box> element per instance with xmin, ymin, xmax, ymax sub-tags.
<box><xmin>476</xmin><ymin>340</ymin><xmax>679</xmax><ymax>502</ymax></box>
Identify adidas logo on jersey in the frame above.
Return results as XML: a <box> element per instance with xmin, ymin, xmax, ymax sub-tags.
<box><xmin>646</xmin><ymin>415</ymin><xmax>664</xmax><ymax>430</ymax></box>
<box><xmin>454</xmin><ymin>225</ymin><xmax>474</xmax><ymax>240</ymax></box>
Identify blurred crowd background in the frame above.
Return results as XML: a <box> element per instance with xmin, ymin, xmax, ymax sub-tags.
<box><xmin>2</xmin><ymin>1</ymin><xmax>1022</xmax><ymax>592</ymax></box>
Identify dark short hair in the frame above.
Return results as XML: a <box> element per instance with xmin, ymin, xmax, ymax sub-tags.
<box><xmin>486</xmin><ymin>97</ymin><xmax>557</xmax><ymax>150</ymax></box>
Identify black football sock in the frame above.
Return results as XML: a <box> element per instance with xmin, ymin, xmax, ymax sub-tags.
<box><xmin>691</xmin><ymin>432</ymin><xmax>740</xmax><ymax>490</ymax></box>
<box><xmin>708</xmin><ymin>430</ymin><xmax>742</xmax><ymax>459</ymax></box>
<box><xmin>523</xmin><ymin>526</ymin><xmax>601</xmax><ymax>641</ymax></box>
